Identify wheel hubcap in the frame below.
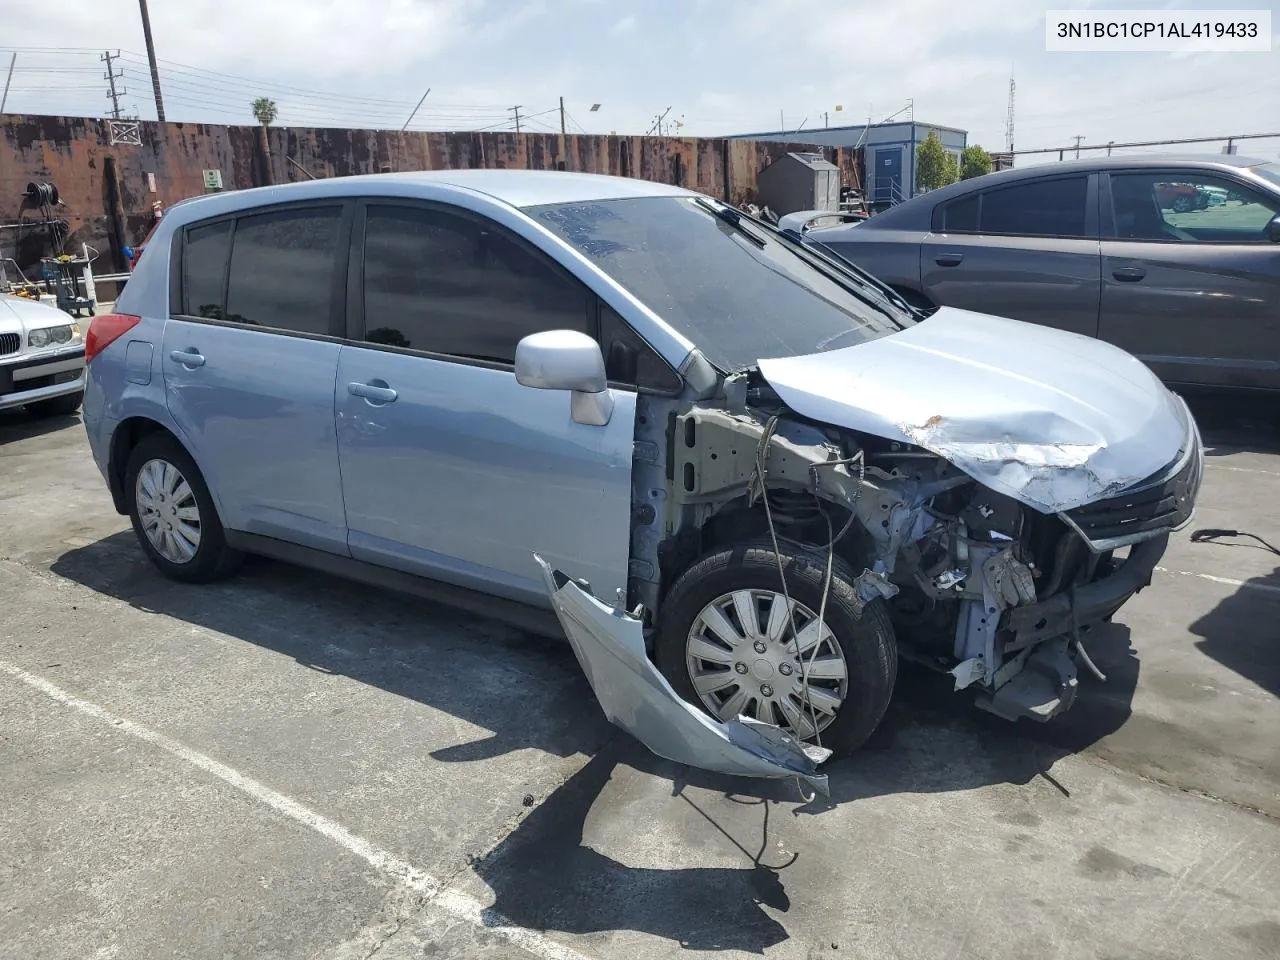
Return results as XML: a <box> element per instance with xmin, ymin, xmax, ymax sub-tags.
<box><xmin>685</xmin><ymin>589</ymin><xmax>849</xmax><ymax>740</ymax></box>
<box><xmin>135</xmin><ymin>458</ymin><xmax>201</xmax><ymax>564</ymax></box>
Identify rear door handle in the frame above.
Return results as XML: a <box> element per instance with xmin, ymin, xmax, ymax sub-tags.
<box><xmin>1112</xmin><ymin>266</ymin><xmax>1147</xmax><ymax>282</ymax></box>
<box><xmin>348</xmin><ymin>381</ymin><xmax>398</xmax><ymax>404</ymax></box>
<box><xmin>169</xmin><ymin>349</ymin><xmax>205</xmax><ymax>367</ymax></box>
<box><xmin>935</xmin><ymin>252</ymin><xmax>964</xmax><ymax>266</ymax></box>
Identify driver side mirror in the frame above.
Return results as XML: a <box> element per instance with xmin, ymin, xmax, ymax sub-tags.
<box><xmin>1268</xmin><ymin>215</ymin><xmax>1280</xmax><ymax>243</ymax></box>
<box><xmin>514</xmin><ymin>330</ymin><xmax>614</xmax><ymax>426</ymax></box>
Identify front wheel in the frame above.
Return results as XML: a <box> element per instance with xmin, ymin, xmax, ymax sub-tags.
<box><xmin>656</xmin><ymin>542</ymin><xmax>897</xmax><ymax>758</ymax></box>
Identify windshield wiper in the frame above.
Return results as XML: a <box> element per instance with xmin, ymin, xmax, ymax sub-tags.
<box><xmin>693</xmin><ymin>197</ymin><xmax>766</xmax><ymax>248</ymax></box>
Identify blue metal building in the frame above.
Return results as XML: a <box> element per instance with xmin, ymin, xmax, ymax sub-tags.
<box><xmin>725</xmin><ymin>121</ymin><xmax>968</xmax><ymax>208</ymax></box>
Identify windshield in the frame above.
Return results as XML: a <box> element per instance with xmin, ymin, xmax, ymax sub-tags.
<box><xmin>1251</xmin><ymin>162</ymin><xmax>1280</xmax><ymax>191</ymax></box>
<box><xmin>528</xmin><ymin>196</ymin><xmax>914</xmax><ymax>373</ymax></box>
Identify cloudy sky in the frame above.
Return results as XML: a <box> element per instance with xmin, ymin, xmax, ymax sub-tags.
<box><xmin>2</xmin><ymin>0</ymin><xmax>1277</xmax><ymax>161</ymax></box>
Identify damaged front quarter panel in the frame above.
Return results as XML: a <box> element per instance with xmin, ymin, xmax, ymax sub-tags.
<box><xmin>533</xmin><ymin>554</ymin><xmax>831</xmax><ymax>796</ymax></box>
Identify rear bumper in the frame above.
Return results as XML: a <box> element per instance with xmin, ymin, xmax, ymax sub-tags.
<box><xmin>0</xmin><ymin>348</ymin><xmax>86</xmax><ymax>411</ymax></box>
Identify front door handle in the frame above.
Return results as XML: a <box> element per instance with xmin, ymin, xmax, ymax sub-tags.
<box><xmin>169</xmin><ymin>349</ymin><xmax>205</xmax><ymax>368</ymax></box>
<box><xmin>935</xmin><ymin>252</ymin><xmax>964</xmax><ymax>266</ymax></box>
<box><xmin>348</xmin><ymin>381</ymin><xmax>398</xmax><ymax>404</ymax></box>
<box><xmin>1112</xmin><ymin>265</ymin><xmax>1147</xmax><ymax>282</ymax></box>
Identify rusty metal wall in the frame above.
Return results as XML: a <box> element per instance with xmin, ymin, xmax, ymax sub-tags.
<box><xmin>1</xmin><ymin>114</ymin><xmax>863</xmax><ymax>273</ymax></box>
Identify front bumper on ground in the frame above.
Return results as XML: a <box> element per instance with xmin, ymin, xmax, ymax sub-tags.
<box><xmin>0</xmin><ymin>347</ymin><xmax>86</xmax><ymax>412</ymax></box>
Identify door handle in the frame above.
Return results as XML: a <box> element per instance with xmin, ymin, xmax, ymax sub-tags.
<box><xmin>348</xmin><ymin>381</ymin><xmax>398</xmax><ymax>404</ymax></box>
<box><xmin>169</xmin><ymin>349</ymin><xmax>205</xmax><ymax>368</ymax></box>
<box><xmin>935</xmin><ymin>252</ymin><xmax>964</xmax><ymax>266</ymax></box>
<box><xmin>1112</xmin><ymin>266</ymin><xmax>1147</xmax><ymax>282</ymax></box>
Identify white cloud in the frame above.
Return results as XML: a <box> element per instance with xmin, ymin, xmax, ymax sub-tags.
<box><xmin>610</xmin><ymin>15</ymin><xmax>637</xmax><ymax>36</ymax></box>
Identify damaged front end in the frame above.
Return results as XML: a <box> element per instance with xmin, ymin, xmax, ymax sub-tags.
<box><xmin>531</xmin><ymin>311</ymin><xmax>1204</xmax><ymax>790</ymax></box>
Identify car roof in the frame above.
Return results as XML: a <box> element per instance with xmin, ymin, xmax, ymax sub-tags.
<box><xmin>171</xmin><ymin>169</ymin><xmax>698</xmax><ymax>218</ymax></box>
<box><xmin>851</xmin><ymin>153</ymin><xmax>1276</xmax><ymax>231</ymax></box>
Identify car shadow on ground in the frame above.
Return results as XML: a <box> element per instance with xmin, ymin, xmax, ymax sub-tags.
<box><xmin>0</xmin><ymin>410</ymin><xmax>81</xmax><ymax>444</ymax></box>
<box><xmin>1189</xmin><ymin>564</ymin><xmax>1280</xmax><ymax>700</ymax></box>
<box><xmin>1182</xmin><ymin>388</ymin><xmax>1280</xmax><ymax>455</ymax></box>
<box><xmin>49</xmin><ymin>533</ymin><xmax>1141</xmax><ymax>953</ymax></box>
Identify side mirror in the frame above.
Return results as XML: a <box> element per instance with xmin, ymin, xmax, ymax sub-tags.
<box><xmin>1268</xmin><ymin>215</ymin><xmax>1280</xmax><ymax>243</ymax></box>
<box><xmin>514</xmin><ymin>329</ymin><xmax>614</xmax><ymax>426</ymax></box>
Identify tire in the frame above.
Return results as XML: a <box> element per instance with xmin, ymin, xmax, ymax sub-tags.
<box><xmin>656</xmin><ymin>541</ymin><xmax>897</xmax><ymax>757</ymax></box>
<box><xmin>25</xmin><ymin>390</ymin><xmax>83</xmax><ymax>418</ymax></box>
<box><xmin>1172</xmin><ymin>196</ymin><xmax>1194</xmax><ymax>213</ymax></box>
<box><xmin>124</xmin><ymin>432</ymin><xmax>242</xmax><ymax>583</ymax></box>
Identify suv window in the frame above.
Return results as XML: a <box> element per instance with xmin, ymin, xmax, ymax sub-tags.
<box><xmin>361</xmin><ymin>204</ymin><xmax>591</xmax><ymax>364</ymax></box>
<box><xmin>216</xmin><ymin>206</ymin><xmax>344</xmax><ymax>334</ymax></box>
<box><xmin>978</xmin><ymin>177</ymin><xmax>1089</xmax><ymax>237</ymax></box>
<box><xmin>1110</xmin><ymin>172</ymin><xmax>1279</xmax><ymax>243</ymax></box>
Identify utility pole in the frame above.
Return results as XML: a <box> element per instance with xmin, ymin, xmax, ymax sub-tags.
<box><xmin>137</xmin><ymin>0</ymin><xmax>166</xmax><ymax>121</ymax></box>
<box><xmin>559</xmin><ymin>96</ymin><xmax>566</xmax><ymax>135</ymax></box>
<box><xmin>509</xmin><ymin>105</ymin><xmax>522</xmax><ymax>133</ymax></box>
<box><xmin>0</xmin><ymin>53</ymin><xmax>15</xmax><ymax>115</ymax></box>
<box><xmin>824</xmin><ymin>111</ymin><xmax>829</xmax><ymax>128</ymax></box>
<box><xmin>1005</xmin><ymin>75</ymin><xmax>1016</xmax><ymax>155</ymax></box>
<box><xmin>1072</xmin><ymin>134</ymin><xmax>1085</xmax><ymax>158</ymax></box>
<box><xmin>102</xmin><ymin>50</ymin><xmax>125</xmax><ymax>119</ymax></box>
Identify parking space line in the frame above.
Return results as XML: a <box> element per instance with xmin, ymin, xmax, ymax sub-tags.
<box><xmin>1155</xmin><ymin>567</ymin><xmax>1280</xmax><ymax>597</ymax></box>
<box><xmin>0</xmin><ymin>660</ymin><xmax>595</xmax><ymax>960</ymax></box>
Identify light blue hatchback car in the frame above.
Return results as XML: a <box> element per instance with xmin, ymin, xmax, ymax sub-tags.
<box><xmin>83</xmin><ymin>170</ymin><xmax>1202</xmax><ymax>791</ymax></box>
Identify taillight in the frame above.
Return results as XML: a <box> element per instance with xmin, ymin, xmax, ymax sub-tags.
<box><xmin>85</xmin><ymin>313</ymin><xmax>142</xmax><ymax>363</ymax></box>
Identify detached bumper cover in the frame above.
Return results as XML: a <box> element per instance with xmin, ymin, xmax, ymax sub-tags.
<box><xmin>534</xmin><ymin>554</ymin><xmax>829</xmax><ymax>795</ymax></box>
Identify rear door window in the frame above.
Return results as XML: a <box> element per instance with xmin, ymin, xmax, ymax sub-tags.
<box><xmin>222</xmin><ymin>206</ymin><xmax>344</xmax><ymax>335</ymax></box>
<box><xmin>977</xmin><ymin>177</ymin><xmax>1089</xmax><ymax>238</ymax></box>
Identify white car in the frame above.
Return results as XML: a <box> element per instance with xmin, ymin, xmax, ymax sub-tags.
<box><xmin>0</xmin><ymin>294</ymin><xmax>87</xmax><ymax>417</ymax></box>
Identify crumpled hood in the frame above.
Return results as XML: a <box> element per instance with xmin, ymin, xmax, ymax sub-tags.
<box><xmin>757</xmin><ymin>307</ymin><xmax>1190</xmax><ymax>514</ymax></box>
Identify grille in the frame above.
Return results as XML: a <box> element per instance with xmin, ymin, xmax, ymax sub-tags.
<box><xmin>1065</xmin><ymin>442</ymin><xmax>1202</xmax><ymax>546</ymax></box>
<box><xmin>0</xmin><ymin>332</ymin><xmax>19</xmax><ymax>357</ymax></box>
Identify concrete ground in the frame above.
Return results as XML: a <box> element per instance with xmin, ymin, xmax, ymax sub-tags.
<box><xmin>1</xmin><ymin>389</ymin><xmax>1277</xmax><ymax>960</ymax></box>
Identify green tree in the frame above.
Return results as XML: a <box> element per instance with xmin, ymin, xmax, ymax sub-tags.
<box><xmin>916</xmin><ymin>131</ymin><xmax>957</xmax><ymax>192</ymax></box>
<box><xmin>251</xmin><ymin>97</ymin><xmax>278</xmax><ymax>126</ymax></box>
<box><xmin>960</xmin><ymin>144</ymin><xmax>993</xmax><ymax>180</ymax></box>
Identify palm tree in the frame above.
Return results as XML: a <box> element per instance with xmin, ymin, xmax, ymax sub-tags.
<box><xmin>251</xmin><ymin>97</ymin><xmax>278</xmax><ymax>127</ymax></box>
<box><xmin>251</xmin><ymin>97</ymin><xmax>278</xmax><ymax>179</ymax></box>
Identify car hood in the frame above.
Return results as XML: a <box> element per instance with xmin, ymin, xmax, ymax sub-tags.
<box><xmin>0</xmin><ymin>294</ymin><xmax>71</xmax><ymax>332</ymax></box>
<box><xmin>756</xmin><ymin>306</ymin><xmax>1190</xmax><ymax>514</ymax></box>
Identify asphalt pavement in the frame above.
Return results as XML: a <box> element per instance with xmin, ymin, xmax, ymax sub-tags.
<box><xmin>1</xmin><ymin>388</ymin><xmax>1277</xmax><ymax>960</ymax></box>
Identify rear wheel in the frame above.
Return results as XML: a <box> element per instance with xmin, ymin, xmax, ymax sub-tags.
<box><xmin>25</xmin><ymin>390</ymin><xmax>83</xmax><ymax>418</ymax></box>
<box><xmin>656</xmin><ymin>541</ymin><xmax>897</xmax><ymax>757</ymax></box>
<box><xmin>124</xmin><ymin>433</ymin><xmax>242</xmax><ymax>583</ymax></box>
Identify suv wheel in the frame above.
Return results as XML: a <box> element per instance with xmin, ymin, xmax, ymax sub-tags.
<box><xmin>124</xmin><ymin>433</ymin><xmax>242</xmax><ymax>583</ymax></box>
<box><xmin>655</xmin><ymin>541</ymin><xmax>897</xmax><ymax>757</ymax></box>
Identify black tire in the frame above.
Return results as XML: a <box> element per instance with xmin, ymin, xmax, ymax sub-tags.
<box><xmin>25</xmin><ymin>390</ymin><xmax>83</xmax><ymax>418</ymax></box>
<box><xmin>124</xmin><ymin>432</ymin><xmax>243</xmax><ymax>583</ymax></box>
<box><xmin>656</xmin><ymin>541</ymin><xmax>897</xmax><ymax>758</ymax></box>
<box><xmin>1172</xmin><ymin>196</ymin><xmax>1194</xmax><ymax>213</ymax></box>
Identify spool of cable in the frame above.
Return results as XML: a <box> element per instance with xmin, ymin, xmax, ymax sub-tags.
<box><xmin>24</xmin><ymin>181</ymin><xmax>60</xmax><ymax>206</ymax></box>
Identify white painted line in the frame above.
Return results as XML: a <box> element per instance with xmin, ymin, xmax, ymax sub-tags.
<box><xmin>0</xmin><ymin>661</ymin><xmax>595</xmax><ymax>960</ymax></box>
<box><xmin>1155</xmin><ymin>567</ymin><xmax>1280</xmax><ymax>598</ymax></box>
<box><xmin>1203</xmin><ymin>463</ymin><xmax>1280</xmax><ymax>478</ymax></box>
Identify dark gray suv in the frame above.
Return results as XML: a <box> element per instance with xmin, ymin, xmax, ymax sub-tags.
<box><xmin>802</xmin><ymin>155</ymin><xmax>1280</xmax><ymax>390</ymax></box>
